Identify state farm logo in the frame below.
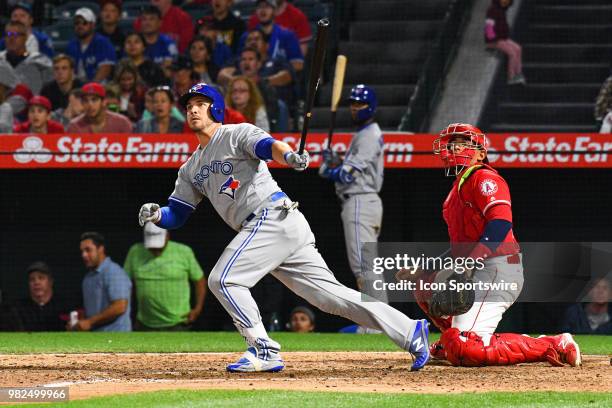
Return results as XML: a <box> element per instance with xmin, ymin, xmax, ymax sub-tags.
<box><xmin>487</xmin><ymin>136</ymin><xmax>612</xmax><ymax>164</ymax></box>
<box><xmin>12</xmin><ymin>136</ymin><xmax>192</xmax><ymax>165</ymax></box>
<box><xmin>13</xmin><ymin>136</ymin><xmax>52</xmax><ymax>164</ymax></box>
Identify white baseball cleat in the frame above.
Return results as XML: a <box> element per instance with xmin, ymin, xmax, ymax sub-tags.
<box><xmin>558</xmin><ymin>333</ymin><xmax>582</xmax><ymax>367</ymax></box>
<box><xmin>538</xmin><ymin>333</ymin><xmax>582</xmax><ymax>367</ymax></box>
<box><xmin>226</xmin><ymin>347</ymin><xmax>285</xmax><ymax>373</ymax></box>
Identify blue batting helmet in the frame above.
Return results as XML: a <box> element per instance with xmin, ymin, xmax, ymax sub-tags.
<box><xmin>348</xmin><ymin>84</ymin><xmax>377</xmax><ymax>122</ymax></box>
<box><xmin>179</xmin><ymin>83</ymin><xmax>225</xmax><ymax>123</ymax></box>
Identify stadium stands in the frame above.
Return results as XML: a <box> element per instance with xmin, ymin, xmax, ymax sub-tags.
<box><xmin>483</xmin><ymin>0</ymin><xmax>612</xmax><ymax>133</ymax></box>
<box><xmin>310</xmin><ymin>0</ymin><xmax>451</xmax><ymax>131</ymax></box>
<box><xmin>52</xmin><ymin>2</ymin><xmax>100</xmax><ymax>21</ymax></box>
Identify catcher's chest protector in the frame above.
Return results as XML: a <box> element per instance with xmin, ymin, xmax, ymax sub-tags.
<box><xmin>443</xmin><ymin>165</ymin><xmax>490</xmax><ymax>251</ymax></box>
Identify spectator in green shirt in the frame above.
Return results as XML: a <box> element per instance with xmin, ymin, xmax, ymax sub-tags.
<box><xmin>124</xmin><ymin>222</ymin><xmax>206</xmax><ymax>330</ymax></box>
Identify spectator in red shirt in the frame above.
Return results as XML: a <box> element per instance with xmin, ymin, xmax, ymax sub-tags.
<box><xmin>133</xmin><ymin>0</ymin><xmax>194</xmax><ymax>54</ymax></box>
<box><xmin>247</xmin><ymin>0</ymin><xmax>311</xmax><ymax>56</ymax></box>
<box><xmin>67</xmin><ymin>82</ymin><xmax>133</xmax><ymax>133</ymax></box>
<box><xmin>14</xmin><ymin>95</ymin><xmax>65</xmax><ymax>134</ymax></box>
<box><xmin>211</xmin><ymin>0</ymin><xmax>246</xmax><ymax>54</ymax></box>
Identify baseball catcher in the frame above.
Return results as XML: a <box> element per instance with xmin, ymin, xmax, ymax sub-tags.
<box><xmin>399</xmin><ymin>123</ymin><xmax>582</xmax><ymax>367</ymax></box>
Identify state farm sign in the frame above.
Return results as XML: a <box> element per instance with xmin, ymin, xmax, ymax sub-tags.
<box><xmin>488</xmin><ymin>135</ymin><xmax>612</xmax><ymax>165</ymax></box>
<box><xmin>0</xmin><ymin>132</ymin><xmax>610</xmax><ymax>168</ymax></box>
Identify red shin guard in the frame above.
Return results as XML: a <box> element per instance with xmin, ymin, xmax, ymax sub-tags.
<box><xmin>440</xmin><ymin>328</ymin><xmax>563</xmax><ymax>366</ymax></box>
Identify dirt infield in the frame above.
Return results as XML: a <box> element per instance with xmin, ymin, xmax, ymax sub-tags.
<box><xmin>0</xmin><ymin>352</ymin><xmax>610</xmax><ymax>400</ymax></box>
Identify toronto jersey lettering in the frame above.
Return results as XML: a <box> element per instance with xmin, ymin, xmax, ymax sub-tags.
<box><xmin>170</xmin><ymin>123</ymin><xmax>281</xmax><ymax>231</ymax></box>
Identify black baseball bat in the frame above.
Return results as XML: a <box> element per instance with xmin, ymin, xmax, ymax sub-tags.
<box><xmin>298</xmin><ymin>18</ymin><xmax>330</xmax><ymax>155</ymax></box>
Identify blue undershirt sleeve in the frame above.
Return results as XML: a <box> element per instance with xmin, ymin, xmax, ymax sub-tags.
<box><xmin>157</xmin><ymin>198</ymin><xmax>194</xmax><ymax>229</ymax></box>
<box><xmin>254</xmin><ymin>137</ymin><xmax>276</xmax><ymax>161</ymax></box>
<box><xmin>479</xmin><ymin>219</ymin><xmax>512</xmax><ymax>251</ymax></box>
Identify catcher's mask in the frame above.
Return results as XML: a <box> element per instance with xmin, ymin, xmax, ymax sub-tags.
<box><xmin>433</xmin><ymin>123</ymin><xmax>488</xmax><ymax>177</ymax></box>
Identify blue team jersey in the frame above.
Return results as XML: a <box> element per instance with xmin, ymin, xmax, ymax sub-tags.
<box><xmin>66</xmin><ymin>33</ymin><xmax>116</xmax><ymax>80</ymax></box>
<box><xmin>239</xmin><ymin>24</ymin><xmax>303</xmax><ymax>63</ymax></box>
<box><xmin>33</xmin><ymin>31</ymin><xmax>54</xmax><ymax>58</ymax></box>
<box><xmin>145</xmin><ymin>34</ymin><xmax>178</xmax><ymax>65</ymax></box>
<box><xmin>212</xmin><ymin>39</ymin><xmax>233</xmax><ymax>68</ymax></box>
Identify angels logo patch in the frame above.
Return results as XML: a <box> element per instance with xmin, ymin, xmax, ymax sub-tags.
<box><xmin>479</xmin><ymin>179</ymin><xmax>498</xmax><ymax>196</ymax></box>
<box><xmin>219</xmin><ymin>176</ymin><xmax>240</xmax><ymax>199</ymax></box>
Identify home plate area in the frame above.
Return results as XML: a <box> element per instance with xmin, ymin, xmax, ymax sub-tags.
<box><xmin>0</xmin><ymin>352</ymin><xmax>609</xmax><ymax>400</ymax></box>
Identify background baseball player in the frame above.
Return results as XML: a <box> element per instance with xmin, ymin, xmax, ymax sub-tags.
<box><xmin>319</xmin><ymin>85</ymin><xmax>385</xmax><ymax>301</ymax></box>
<box><xmin>138</xmin><ymin>83</ymin><xmax>430</xmax><ymax>373</ymax></box>
<box><xmin>407</xmin><ymin>123</ymin><xmax>581</xmax><ymax>367</ymax></box>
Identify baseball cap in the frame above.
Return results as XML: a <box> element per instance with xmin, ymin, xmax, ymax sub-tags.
<box><xmin>144</xmin><ymin>222</ymin><xmax>168</xmax><ymax>249</ymax></box>
<box><xmin>82</xmin><ymin>82</ymin><xmax>106</xmax><ymax>98</ymax></box>
<box><xmin>74</xmin><ymin>7</ymin><xmax>96</xmax><ymax>24</ymax></box>
<box><xmin>26</xmin><ymin>261</ymin><xmax>53</xmax><ymax>279</ymax></box>
<box><xmin>29</xmin><ymin>95</ymin><xmax>52</xmax><ymax>112</ymax></box>
<box><xmin>290</xmin><ymin>306</ymin><xmax>315</xmax><ymax>323</ymax></box>
<box><xmin>10</xmin><ymin>2</ymin><xmax>33</xmax><ymax>16</ymax></box>
<box><xmin>257</xmin><ymin>0</ymin><xmax>278</xmax><ymax>7</ymax></box>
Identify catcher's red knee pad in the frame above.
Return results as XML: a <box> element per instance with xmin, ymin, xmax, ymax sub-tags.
<box><xmin>441</xmin><ymin>329</ymin><xmax>560</xmax><ymax>366</ymax></box>
<box><xmin>440</xmin><ymin>328</ymin><xmax>487</xmax><ymax>366</ymax></box>
<box><xmin>429</xmin><ymin>340</ymin><xmax>447</xmax><ymax>360</ymax></box>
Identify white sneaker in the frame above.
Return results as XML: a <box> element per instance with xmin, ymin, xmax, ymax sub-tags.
<box><xmin>508</xmin><ymin>73</ymin><xmax>527</xmax><ymax>85</ymax></box>
<box><xmin>226</xmin><ymin>347</ymin><xmax>285</xmax><ymax>373</ymax></box>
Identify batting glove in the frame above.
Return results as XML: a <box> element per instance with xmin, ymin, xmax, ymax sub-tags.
<box><xmin>139</xmin><ymin>203</ymin><xmax>161</xmax><ymax>226</ymax></box>
<box><xmin>284</xmin><ymin>151</ymin><xmax>310</xmax><ymax>171</ymax></box>
<box><xmin>322</xmin><ymin>148</ymin><xmax>341</xmax><ymax>167</ymax></box>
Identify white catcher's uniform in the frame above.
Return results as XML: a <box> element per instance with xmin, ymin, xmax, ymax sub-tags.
<box><xmin>169</xmin><ymin>123</ymin><xmax>417</xmax><ymax>359</ymax></box>
<box><xmin>336</xmin><ymin>122</ymin><xmax>384</xmax><ymax>292</ymax></box>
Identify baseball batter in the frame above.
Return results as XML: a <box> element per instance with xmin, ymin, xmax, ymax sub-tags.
<box><xmin>412</xmin><ymin>123</ymin><xmax>581</xmax><ymax>367</ymax></box>
<box><xmin>137</xmin><ymin>83</ymin><xmax>430</xmax><ymax>372</ymax></box>
<box><xmin>319</xmin><ymin>85</ymin><xmax>384</xmax><ymax>299</ymax></box>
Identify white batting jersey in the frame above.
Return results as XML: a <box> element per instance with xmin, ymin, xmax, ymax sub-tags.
<box><xmin>170</xmin><ymin>123</ymin><xmax>281</xmax><ymax>231</ymax></box>
<box><xmin>335</xmin><ymin>122</ymin><xmax>384</xmax><ymax>196</ymax></box>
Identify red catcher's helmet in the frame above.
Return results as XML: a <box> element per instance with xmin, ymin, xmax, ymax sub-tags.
<box><xmin>433</xmin><ymin>123</ymin><xmax>488</xmax><ymax>176</ymax></box>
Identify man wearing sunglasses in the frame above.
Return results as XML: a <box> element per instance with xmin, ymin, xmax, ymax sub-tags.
<box><xmin>0</xmin><ymin>20</ymin><xmax>52</xmax><ymax>95</ymax></box>
<box><xmin>0</xmin><ymin>2</ymin><xmax>54</xmax><ymax>58</ymax></box>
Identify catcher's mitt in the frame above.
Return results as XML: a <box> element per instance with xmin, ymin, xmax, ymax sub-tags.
<box><xmin>429</xmin><ymin>270</ymin><xmax>475</xmax><ymax>318</ymax></box>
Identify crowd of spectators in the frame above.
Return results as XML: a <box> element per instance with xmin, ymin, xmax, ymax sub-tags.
<box><xmin>0</xmin><ymin>0</ymin><xmax>312</xmax><ymax>134</ymax></box>
<box><xmin>0</xmin><ymin>227</ymin><xmax>324</xmax><ymax>333</ymax></box>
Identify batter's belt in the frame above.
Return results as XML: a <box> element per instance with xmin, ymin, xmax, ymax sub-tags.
<box><xmin>244</xmin><ymin>192</ymin><xmax>297</xmax><ymax>223</ymax></box>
